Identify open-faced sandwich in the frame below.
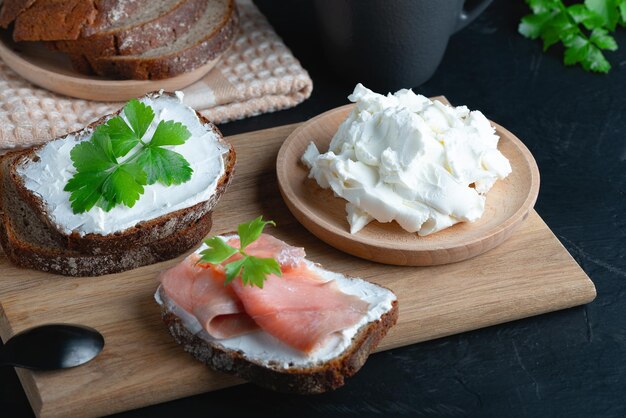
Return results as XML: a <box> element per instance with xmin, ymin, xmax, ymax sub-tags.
<box><xmin>155</xmin><ymin>217</ymin><xmax>398</xmax><ymax>393</ymax></box>
<box><xmin>0</xmin><ymin>91</ymin><xmax>235</xmax><ymax>276</ymax></box>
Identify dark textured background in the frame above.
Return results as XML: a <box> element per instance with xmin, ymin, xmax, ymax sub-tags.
<box><xmin>2</xmin><ymin>0</ymin><xmax>626</xmax><ymax>416</ymax></box>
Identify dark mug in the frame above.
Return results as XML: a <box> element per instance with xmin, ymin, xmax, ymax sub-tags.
<box><xmin>314</xmin><ymin>0</ymin><xmax>493</xmax><ymax>91</ymax></box>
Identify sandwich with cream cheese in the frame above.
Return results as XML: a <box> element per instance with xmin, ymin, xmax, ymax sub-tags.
<box><xmin>155</xmin><ymin>221</ymin><xmax>398</xmax><ymax>394</ymax></box>
<box><xmin>0</xmin><ymin>91</ymin><xmax>235</xmax><ymax>276</ymax></box>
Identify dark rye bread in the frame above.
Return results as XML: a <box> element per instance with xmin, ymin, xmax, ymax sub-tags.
<box><xmin>7</xmin><ymin>91</ymin><xmax>236</xmax><ymax>256</ymax></box>
<box><xmin>0</xmin><ymin>149</ymin><xmax>215</xmax><ymax>276</ymax></box>
<box><xmin>78</xmin><ymin>0</ymin><xmax>238</xmax><ymax>80</ymax></box>
<box><xmin>0</xmin><ymin>199</ymin><xmax>215</xmax><ymax>277</ymax></box>
<box><xmin>159</xmin><ymin>288</ymin><xmax>399</xmax><ymax>394</ymax></box>
<box><xmin>0</xmin><ymin>0</ymin><xmax>35</xmax><ymax>28</ymax></box>
<box><xmin>49</xmin><ymin>0</ymin><xmax>207</xmax><ymax>58</ymax></box>
<box><xmin>9</xmin><ymin>0</ymin><xmax>147</xmax><ymax>41</ymax></box>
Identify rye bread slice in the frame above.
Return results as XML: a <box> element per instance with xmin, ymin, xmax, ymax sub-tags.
<box><xmin>0</xmin><ymin>201</ymin><xmax>215</xmax><ymax>277</ymax></box>
<box><xmin>7</xmin><ymin>91</ymin><xmax>236</xmax><ymax>256</ymax></box>
<box><xmin>49</xmin><ymin>0</ymin><xmax>207</xmax><ymax>58</ymax></box>
<box><xmin>159</xmin><ymin>288</ymin><xmax>399</xmax><ymax>394</ymax></box>
<box><xmin>78</xmin><ymin>0</ymin><xmax>238</xmax><ymax>80</ymax></box>
<box><xmin>0</xmin><ymin>148</ymin><xmax>217</xmax><ymax>276</ymax></box>
<box><xmin>9</xmin><ymin>0</ymin><xmax>147</xmax><ymax>41</ymax></box>
<box><xmin>0</xmin><ymin>0</ymin><xmax>36</xmax><ymax>28</ymax></box>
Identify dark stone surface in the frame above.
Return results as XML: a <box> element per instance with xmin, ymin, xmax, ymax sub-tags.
<box><xmin>2</xmin><ymin>0</ymin><xmax>625</xmax><ymax>416</ymax></box>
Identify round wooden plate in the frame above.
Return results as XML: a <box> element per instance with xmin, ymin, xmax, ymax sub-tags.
<box><xmin>0</xmin><ymin>29</ymin><xmax>220</xmax><ymax>102</ymax></box>
<box><xmin>276</xmin><ymin>104</ymin><xmax>540</xmax><ymax>266</ymax></box>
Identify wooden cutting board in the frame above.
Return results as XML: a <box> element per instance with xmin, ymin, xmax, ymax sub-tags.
<box><xmin>0</xmin><ymin>122</ymin><xmax>596</xmax><ymax>418</ymax></box>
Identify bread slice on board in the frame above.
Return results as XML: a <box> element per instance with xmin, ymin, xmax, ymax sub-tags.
<box><xmin>0</xmin><ymin>91</ymin><xmax>236</xmax><ymax>276</ymax></box>
<box><xmin>49</xmin><ymin>0</ymin><xmax>208</xmax><ymax>58</ymax></box>
<box><xmin>0</xmin><ymin>160</ymin><xmax>216</xmax><ymax>277</ymax></box>
<box><xmin>156</xmin><ymin>260</ymin><xmax>399</xmax><ymax>394</ymax></box>
<box><xmin>78</xmin><ymin>0</ymin><xmax>238</xmax><ymax>80</ymax></box>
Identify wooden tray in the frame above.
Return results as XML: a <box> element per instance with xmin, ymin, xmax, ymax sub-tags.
<box><xmin>0</xmin><ymin>123</ymin><xmax>596</xmax><ymax>418</ymax></box>
<box><xmin>0</xmin><ymin>30</ymin><xmax>220</xmax><ymax>101</ymax></box>
<box><xmin>277</xmin><ymin>102</ymin><xmax>540</xmax><ymax>266</ymax></box>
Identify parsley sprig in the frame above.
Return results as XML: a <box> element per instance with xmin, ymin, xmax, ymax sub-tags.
<box><xmin>519</xmin><ymin>0</ymin><xmax>626</xmax><ymax>73</ymax></box>
<box><xmin>198</xmin><ymin>217</ymin><xmax>282</xmax><ymax>288</ymax></box>
<box><xmin>64</xmin><ymin>99</ymin><xmax>193</xmax><ymax>214</ymax></box>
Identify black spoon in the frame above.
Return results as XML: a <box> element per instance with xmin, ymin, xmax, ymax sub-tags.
<box><xmin>0</xmin><ymin>324</ymin><xmax>104</xmax><ymax>370</ymax></box>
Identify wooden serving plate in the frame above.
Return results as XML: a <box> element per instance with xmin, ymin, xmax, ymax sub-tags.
<box><xmin>0</xmin><ymin>30</ymin><xmax>221</xmax><ymax>101</ymax></box>
<box><xmin>277</xmin><ymin>100</ymin><xmax>540</xmax><ymax>266</ymax></box>
<box><xmin>0</xmin><ymin>123</ymin><xmax>594</xmax><ymax>418</ymax></box>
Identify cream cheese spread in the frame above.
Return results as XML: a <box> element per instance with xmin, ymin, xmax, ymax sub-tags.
<box><xmin>17</xmin><ymin>92</ymin><xmax>229</xmax><ymax>236</ymax></box>
<box><xmin>155</xmin><ymin>239</ymin><xmax>396</xmax><ymax>369</ymax></box>
<box><xmin>301</xmin><ymin>83</ymin><xmax>512</xmax><ymax>236</ymax></box>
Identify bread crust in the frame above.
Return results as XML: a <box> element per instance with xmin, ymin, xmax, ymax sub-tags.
<box><xmin>49</xmin><ymin>0</ymin><xmax>207</xmax><ymax>58</ymax></box>
<box><xmin>0</xmin><ymin>209</ymin><xmax>214</xmax><ymax>277</ymax></box>
<box><xmin>8</xmin><ymin>91</ymin><xmax>236</xmax><ymax>255</ymax></box>
<box><xmin>159</xmin><ymin>288</ymin><xmax>399</xmax><ymax>394</ymax></box>
<box><xmin>81</xmin><ymin>0</ymin><xmax>238</xmax><ymax>80</ymax></box>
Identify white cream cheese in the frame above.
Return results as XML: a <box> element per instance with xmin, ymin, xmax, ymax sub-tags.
<box><xmin>155</xmin><ymin>241</ymin><xmax>396</xmax><ymax>369</ymax></box>
<box><xmin>302</xmin><ymin>83</ymin><xmax>512</xmax><ymax>236</ymax></box>
<box><xmin>17</xmin><ymin>92</ymin><xmax>229</xmax><ymax>236</ymax></box>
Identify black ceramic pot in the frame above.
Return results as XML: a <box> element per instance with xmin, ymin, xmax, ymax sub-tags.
<box><xmin>314</xmin><ymin>0</ymin><xmax>493</xmax><ymax>92</ymax></box>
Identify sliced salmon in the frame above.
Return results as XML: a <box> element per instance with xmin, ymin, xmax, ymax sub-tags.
<box><xmin>159</xmin><ymin>254</ymin><xmax>258</xmax><ymax>339</ymax></box>
<box><xmin>160</xmin><ymin>233</ymin><xmax>369</xmax><ymax>353</ymax></box>
<box><xmin>232</xmin><ymin>263</ymin><xmax>370</xmax><ymax>353</ymax></box>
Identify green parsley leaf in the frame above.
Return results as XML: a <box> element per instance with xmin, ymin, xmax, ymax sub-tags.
<box><xmin>587</xmin><ymin>45</ymin><xmax>612</xmax><ymax>71</ymax></box>
<box><xmin>224</xmin><ymin>258</ymin><xmax>246</xmax><ymax>285</ymax></box>
<box><xmin>563</xmin><ymin>34</ymin><xmax>612</xmax><ymax>72</ymax></box>
<box><xmin>590</xmin><ymin>27</ymin><xmax>618</xmax><ymax>49</ymax></box>
<box><xmin>98</xmin><ymin>116</ymin><xmax>137</xmax><ymax>157</ymax></box>
<box><xmin>585</xmin><ymin>0</ymin><xmax>619</xmax><ymax>30</ymax></box>
<box><xmin>64</xmin><ymin>131</ymin><xmax>118</xmax><ymax>213</ymax></box>
<box><xmin>568</xmin><ymin>4</ymin><xmax>605</xmax><ymax>29</ymax></box>
<box><xmin>240</xmin><ymin>256</ymin><xmax>282</xmax><ymax>288</ymax></box>
<box><xmin>123</xmin><ymin>99</ymin><xmax>154</xmax><ymax>140</ymax></box>
<box><xmin>198</xmin><ymin>217</ymin><xmax>281</xmax><ymax>289</ymax></box>
<box><xmin>65</xmin><ymin>99</ymin><xmax>194</xmax><ymax>213</ymax></box>
<box><xmin>238</xmin><ymin>216</ymin><xmax>277</xmax><ymax>251</ymax></box>
<box><xmin>520</xmin><ymin>0</ymin><xmax>621</xmax><ymax>73</ymax></box>
<box><xmin>136</xmin><ymin>147</ymin><xmax>192</xmax><ymax>186</ymax></box>
<box><xmin>149</xmin><ymin>120</ymin><xmax>192</xmax><ymax>146</ymax></box>
<box><xmin>519</xmin><ymin>11</ymin><xmax>555</xmax><ymax>39</ymax></box>
<box><xmin>100</xmin><ymin>163</ymin><xmax>146</xmax><ymax>209</ymax></box>
<box><xmin>199</xmin><ymin>237</ymin><xmax>239</xmax><ymax>265</ymax></box>
<box><xmin>69</xmin><ymin>131</ymin><xmax>117</xmax><ymax>172</ymax></box>
<box><xmin>65</xmin><ymin>170</ymin><xmax>111</xmax><ymax>213</ymax></box>
<box><xmin>136</xmin><ymin>119</ymin><xmax>193</xmax><ymax>185</ymax></box>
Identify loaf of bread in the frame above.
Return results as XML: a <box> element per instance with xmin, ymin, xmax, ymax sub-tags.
<box><xmin>0</xmin><ymin>0</ymin><xmax>239</xmax><ymax>80</ymax></box>
<box><xmin>49</xmin><ymin>0</ymin><xmax>207</xmax><ymax>58</ymax></box>
<box><xmin>80</xmin><ymin>0</ymin><xmax>238</xmax><ymax>80</ymax></box>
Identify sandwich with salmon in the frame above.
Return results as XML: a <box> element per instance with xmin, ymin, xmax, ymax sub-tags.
<box><xmin>155</xmin><ymin>217</ymin><xmax>399</xmax><ymax>393</ymax></box>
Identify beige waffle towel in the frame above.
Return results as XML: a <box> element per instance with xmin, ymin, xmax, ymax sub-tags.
<box><xmin>0</xmin><ymin>0</ymin><xmax>313</xmax><ymax>150</ymax></box>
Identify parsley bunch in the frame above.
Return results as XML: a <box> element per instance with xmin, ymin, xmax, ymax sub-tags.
<box><xmin>198</xmin><ymin>217</ymin><xmax>282</xmax><ymax>288</ymax></box>
<box><xmin>519</xmin><ymin>0</ymin><xmax>626</xmax><ymax>73</ymax></box>
<box><xmin>64</xmin><ymin>99</ymin><xmax>193</xmax><ymax>214</ymax></box>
